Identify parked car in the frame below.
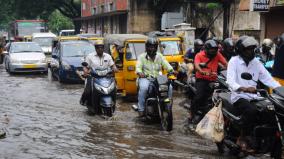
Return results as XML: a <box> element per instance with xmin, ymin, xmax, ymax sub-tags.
<box><xmin>50</xmin><ymin>40</ymin><xmax>95</xmax><ymax>83</ymax></box>
<box><xmin>4</xmin><ymin>42</ymin><xmax>47</xmax><ymax>73</ymax></box>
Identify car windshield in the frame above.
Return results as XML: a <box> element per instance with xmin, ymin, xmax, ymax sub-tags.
<box><xmin>126</xmin><ymin>43</ymin><xmax>145</xmax><ymax>60</ymax></box>
<box><xmin>160</xmin><ymin>41</ymin><xmax>180</xmax><ymax>55</ymax></box>
<box><xmin>33</xmin><ymin>37</ymin><xmax>54</xmax><ymax>47</ymax></box>
<box><xmin>62</xmin><ymin>43</ymin><xmax>95</xmax><ymax>57</ymax></box>
<box><xmin>11</xmin><ymin>43</ymin><xmax>42</xmax><ymax>53</ymax></box>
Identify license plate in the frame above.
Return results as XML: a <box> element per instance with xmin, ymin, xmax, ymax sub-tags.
<box><xmin>23</xmin><ymin>64</ymin><xmax>37</xmax><ymax>68</ymax></box>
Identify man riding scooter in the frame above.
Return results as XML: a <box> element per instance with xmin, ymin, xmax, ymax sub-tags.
<box><xmin>80</xmin><ymin>40</ymin><xmax>118</xmax><ymax>114</ymax></box>
<box><xmin>226</xmin><ymin>36</ymin><xmax>281</xmax><ymax>152</ymax></box>
<box><xmin>188</xmin><ymin>40</ymin><xmax>227</xmax><ymax>126</ymax></box>
<box><xmin>136</xmin><ymin>37</ymin><xmax>174</xmax><ymax>118</ymax></box>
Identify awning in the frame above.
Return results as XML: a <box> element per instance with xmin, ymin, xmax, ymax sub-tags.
<box><xmin>74</xmin><ymin>10</ymin><xmax>128</xmax><ymax>21</ymax></box>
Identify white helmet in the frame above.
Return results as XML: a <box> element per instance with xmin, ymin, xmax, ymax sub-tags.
<box><xmin>262</xmin><ymin>38</ymin><xmax>273</xmax><ymax>48</ymax></box>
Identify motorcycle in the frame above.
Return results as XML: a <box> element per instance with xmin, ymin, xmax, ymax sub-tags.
<box><xmin>142</xmin><ymin>74</ymin><xmax>176</xmax><ymax>131</ymax></box>
<box><xmin>213</xmin><ymin>72</ymin><xmax>284</xmax><ymax>158</ymax></box>
<box><xmin>81</xmin><ymin>62</ymin><xmax>116</xmax><ymax>117</ymax></box>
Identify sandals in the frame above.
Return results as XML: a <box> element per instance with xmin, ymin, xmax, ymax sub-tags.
<box><xmin>236</xmin><ymin>137</ymin><xmax>256</xmax><ymax>154</ymax></box>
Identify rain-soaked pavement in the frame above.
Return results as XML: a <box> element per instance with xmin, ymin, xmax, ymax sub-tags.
<box><xmin>0</xmin><ymin>64</ymin><xmax>263</xmax><ymax>159</ymax></box>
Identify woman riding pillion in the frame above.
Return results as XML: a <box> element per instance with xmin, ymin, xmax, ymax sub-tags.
<box><xmin>136</xmin><ymin>37</ymin><xmax>174</xmax><ymax>118</ymax></box>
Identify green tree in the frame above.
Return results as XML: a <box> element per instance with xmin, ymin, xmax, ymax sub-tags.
<box><xmin>48</xmin><ymin>10</ymin><xmax>74</xmax><ymax>35</ymax></box>
<box><xmin>4</xmin><ymin>0</ymin><xmax>81</xmax><ymax>33</ymax></box>
<box><xmin>0</xmin><ymin>1</ymin><xmax>16</xmax><ymax>30</ymax></box>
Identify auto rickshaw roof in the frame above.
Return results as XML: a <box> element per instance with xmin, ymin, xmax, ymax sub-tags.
<box><xmin>77</xmin><ymin>33</ymin><xmax>102</xmax><ymax>38</ymax></box>
<box><xmin>104</xmin><ymin>34</ymin><xmax>148</xmax><ymax>46</ymax></box>
<box><xmin>58</xmin><ymin>36</ymin><xmax>82</xmax><ymax>41</ymax></box>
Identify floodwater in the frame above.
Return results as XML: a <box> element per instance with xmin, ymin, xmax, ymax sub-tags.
<box><xmin>0</xmin><ymin>65</ymin><xmax>241</xmax><ymax>159</ymax></box>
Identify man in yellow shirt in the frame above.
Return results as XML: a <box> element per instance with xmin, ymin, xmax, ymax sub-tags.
<box><xmin>136</xmin><ymin>37</ymin><xmax>173</xmax><ymax>117</ymax></box>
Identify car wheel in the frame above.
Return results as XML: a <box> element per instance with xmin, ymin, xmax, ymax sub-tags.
<box><xmin>7</xmin><ymin>62</ymin><xmax>11</xmax><ymax>73</ymax></box>
<box><xmin>58</xmin><ymin>72</ymin><xmax>65</xmax><ymax>83</ymax></box>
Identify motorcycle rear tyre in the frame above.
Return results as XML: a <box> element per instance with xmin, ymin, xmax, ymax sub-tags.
<box><xmin>270</xmin><ymin>138</ymin><xmax>282</xmax><ymax>159</ymax></box>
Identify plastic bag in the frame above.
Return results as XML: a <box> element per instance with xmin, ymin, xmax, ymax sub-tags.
<box><xmin>195</xmin><ymin>101</ymin><xmax>224</xmax><ymax>142</ymax></box>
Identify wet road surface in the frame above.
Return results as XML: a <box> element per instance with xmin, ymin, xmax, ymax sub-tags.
<box><xmin>0</xmin><ymin>65</ymin><xmax>262</xmax><ymax>159</ymax></box>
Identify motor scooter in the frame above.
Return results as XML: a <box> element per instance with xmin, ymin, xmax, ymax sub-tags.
<box><xmin>80</xmin><ymin>62</ymin><xmax>116</xmax><ymax>117</ymax></box>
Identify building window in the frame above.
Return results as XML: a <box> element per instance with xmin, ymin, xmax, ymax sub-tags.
<box><xmin>82</xmin><ymin>3</ymin><xmax>86</xmax><ymax>10</ymax></box>
<box><xmin>109</xmin><ymin>2</ymin><xmax>113</xmax><ymax>11</ymax></box>
<box><xmin>101</xmin><ymin>5</ymin><xmax>104</xmax><ymax>13</ymax></box>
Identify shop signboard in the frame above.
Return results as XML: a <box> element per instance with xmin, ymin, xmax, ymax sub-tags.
<box><xmin>276</xmin><ymin>0</ymin><xmax>284</xmax><ymax>5</ymax></box>
<box><xmin>250</xmin><ymin>0</ymin><xmax>270</xmax><ymax>12</ymax></box>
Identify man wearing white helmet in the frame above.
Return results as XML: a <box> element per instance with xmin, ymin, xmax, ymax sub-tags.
<box><xmin>227</xmin><ymin>36</ymin><xmax>280</xmax><ymax>151</ymax></box>
<box><xmin>255</xmin><ymin>38</ymin><xmax>274</xmax><ymax>63</ymax></box>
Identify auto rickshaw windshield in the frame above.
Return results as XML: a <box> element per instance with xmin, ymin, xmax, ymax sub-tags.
<box><xmin>159</xmin><ymin>41</ymin><xmax>180</xmax><ymax>56</ymax></box>
<box><xmin>126</xmin><ymin>42</ymin><xmax>145</xmax><ymax>60</ymax></box>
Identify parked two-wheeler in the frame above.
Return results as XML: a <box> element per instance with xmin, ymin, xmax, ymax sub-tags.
<box><xmin>81</xmin><ymin>62</ymin><xmax>116</xmax><ymax>117</ymax></box>
<box><xmin>142</xmin><ymin>74</ymin><xmax>176</xmax><ymax>131</ymax></box>
<box><xmin>213</xmin><ymin>72</ymin><xmax>284</xmax><ymax>158</ymax></box>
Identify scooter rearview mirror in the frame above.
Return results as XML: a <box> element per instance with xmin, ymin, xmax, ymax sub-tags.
<box><xmin>241</xmin><ymin>72</ymin><xmax>253</xmax><ymax>80</ymax></box>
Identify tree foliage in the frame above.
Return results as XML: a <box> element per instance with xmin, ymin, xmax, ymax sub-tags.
<box><xmin>48</xmin><ymin>11</ymin><xmax>74</xmax><ymax>34</ymax></box>
<box><xmin>0</xmin><ymin>1</ymin><xmax>16</xmax><ymax>30</ymax></box>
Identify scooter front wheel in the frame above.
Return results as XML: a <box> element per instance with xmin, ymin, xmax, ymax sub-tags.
<box><xmin>161</xmin><ymin>104</ymin><xmax>173</xmax><ymax>131</ymax></box>
<box><xmin>103</xmin><ymin>107</ymin><xmax>113</xmax><ymax>117</ymax></box>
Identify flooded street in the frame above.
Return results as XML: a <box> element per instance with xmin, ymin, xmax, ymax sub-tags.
<box><xmin>0</xmin><ymin>65</ymin><xmax>229</xmax><ymax>159</ymax></box>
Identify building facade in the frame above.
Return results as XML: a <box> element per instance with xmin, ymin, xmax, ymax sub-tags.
<box><xmin>80</xmin><ymin>0</ymin><xmax>158</xmax><ymax>36</ymax></box>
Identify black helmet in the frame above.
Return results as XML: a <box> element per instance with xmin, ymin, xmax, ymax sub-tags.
<box><xmin>223</xmin><ymin>38</ymin><xmax>234</xmax><ymax>49</ymax></box>
<box><xmin>279</xmin><ymin>33</ymin><xmax>284</xmax><ymax>48</ymax></box>
<box><xmin>194</xmin><ymin>39</ymin><xmax>204</xmax><ymax>46</ymax></box>
<box><xmin>145</xmin><ymin>37</ymin><xmax>158</xmax><ymax>48</ymax></box>
<box><xmin>235</xmin><ymin>35</ymin><xmax>249</xmax><ymax>55</ymax></box>
<box><xmin>222</xmin><ymin>38</ymin><xmax>235</xmax><ymax>59</ymax></box>
<box><xmin>145</xmin><ymin>37</ymin><xmax>158</xmax><ymax>58</ymax></box>
<box><xmin>194</xmin><ymin>39</ymin><xmax>204</xmax><ymax>54</ymax></box>
<box><xmin>238</xmin><ymin>36</ymin><xmax>259</xmax><ymax>63</ymax></box>
<box><xmin>204</xmin><ymin>39</ymin><xmax>218</xmax><ymax>58</ymax></box>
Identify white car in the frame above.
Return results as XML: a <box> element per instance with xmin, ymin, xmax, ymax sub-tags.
<box><xmin>4</xmin><ymin>42</ymin><xmax>47</xmax><ymax>73</ymax></box>
<box><xmin>32</xmin><ymin>32</ymin><xmax>57</xmax><ymax>55</ymax></box>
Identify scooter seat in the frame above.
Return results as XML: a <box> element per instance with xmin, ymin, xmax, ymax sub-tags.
<box><xmin>218</xmin><ymin>92</ymin><xmax>241</xmax><ymax>121</ymax></box>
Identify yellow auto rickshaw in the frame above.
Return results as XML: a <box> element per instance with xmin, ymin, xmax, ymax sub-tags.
<box><xmin>58</xmin><ymin>36</ymin><xmax>82</xmax><ymax>42</ymax></box>
<box><xmin>105</xmin><ymin>34</ymin><xmax>148</xmax><ymax>96</ymax></box>
<box><xmin>24</xmin><ymin>35</ymin><xmax>32</xmax><ymax>42</ymax></box>
<box><xmin>77</xmin><ymin>33</ymin><xmax>103</xmax><ymax>44</ymax></box>
<box><xmin>157</xmin><ymin>36</ymin><xmax>184</xmax><ymax>72</ymax></box>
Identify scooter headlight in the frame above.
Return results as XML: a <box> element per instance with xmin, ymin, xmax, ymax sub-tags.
<box><xmin>94</xmin><ymin>82</ymin><xmax>115</xmax><ymax>95</ymax></box>
<box><xmin>267</xmin><ymin>104</ymin><xmax>275</xmax><ymax>111</ymax></box>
